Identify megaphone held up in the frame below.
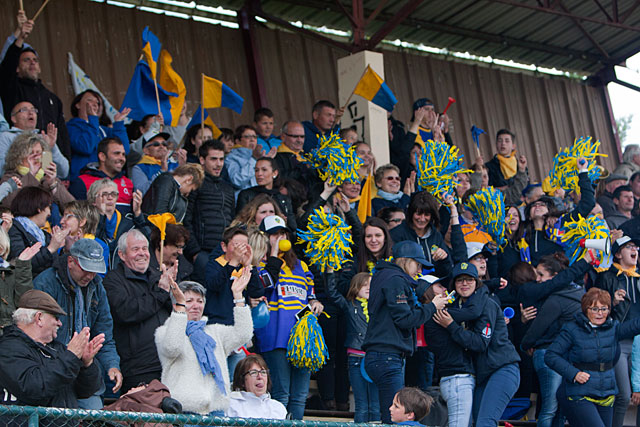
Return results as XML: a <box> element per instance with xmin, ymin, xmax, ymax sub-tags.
<box><xmin>579</xmin><ymin>237</ymin><xmax>611</xmax><ymax>256</ymax></box>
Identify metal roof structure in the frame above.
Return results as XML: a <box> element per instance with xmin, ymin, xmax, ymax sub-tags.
<box><xmin>188</xmin><ymin>0</ymin><xmax>640</xmax><ymax>77</ymax></box>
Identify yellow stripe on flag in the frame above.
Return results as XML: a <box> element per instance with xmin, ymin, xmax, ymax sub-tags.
<box><xmin>202</xmin><ymin>75</ymin><xmax>223</xmax><ymax>109</ymax></box>
<box><xmin>142</xmin><ymin>42</ymin><xmax>157</xmax><ymax>80</ymax></box>
<box><xmin>158</xmin><ymin>49</ymin><xmax>186</xmax><ymax>127</ymax></box>
<box><xmin>353</xmin><ymin>66</ymin><xmax>383</xmax><ymax>102</ymax></box>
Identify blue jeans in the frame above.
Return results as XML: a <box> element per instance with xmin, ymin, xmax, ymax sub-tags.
<box><xmin>364</xmin><ymin>351</ymin><xmax>405</xmax><ymax>424</ymax></box>
<box><xmin>439</xmin><ymin>374</ymin><xmax>474</xmax><ymax>427</ymax></box>
<box><xmin>348</xmin><ymin>355</ymin><xmax>380</xmax><ymax>422</ymax></box>
<box><xmin>262</xmin><ymin>349</ymin><xmax>310</xmax><ymax>420</ymax></box>
<box><xmin>557</xmin><ymin>384</ymin><xmax>613</xmax><ymax>427</ymax></box>
<box><xmin>532</xmin><ymin>348</ymin><xmax>564</xmax><ymax>427</ymax></box>
<box><xmin>612</xmin><ymin>339</ymin><xmax>632</xmax><ymax>427</ymax></box>
<box><xmin>473</xmin><ymin>363</ymin><xmax>520</xmax><ymax>427</ymax></box>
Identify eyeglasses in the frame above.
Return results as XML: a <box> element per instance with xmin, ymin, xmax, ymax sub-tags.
<box><xmin>532</xmin><ymin>201</ymin><xmax>547</xmax><ymax>208</ymax></box>
<box><xmin>13</xmin><ymin>107</ymin><xmax>38</xmax><ymax>115</ymax></box>
<box><xmin>384</xmin><ymin>176</ymin><xmax>401</xmax><ymax>181</ymax></box>
<box><xmin>284</xmin><ymin>133</ymin><xmax>305</xmax><ymax>139</ymax></box>
<box><xmin>623</xmin><ymin>245</ymin><xmax>639</xmax><ymax>251</ymax></box>
<box><xmin>241</xmin><ymin>134</ymin><xmax>257</xmax><ymax>140</ymax></box>
<box><xmin>62</xmin><ymin>213</ymin><xmax>78</xmax><ymax>221</ymax></box>
<box><xmin>455</xmin><ymin>278</ymin><xmax>476</xmax><ymax>285</ymax></box>
<box><xmin>389</xmin><ymin>218</ymin><xmax>403</xmax><ymax>223</ymax></box>
<box><xmin>244</xmin><ymin>369</ymin><xmax>269</xmax><ymax>378</ymax></box>
<box><xmin>588</xmin><ymin>307</ymin><xmax>610</xmax><ymax>314</ymax></box>
<box><xmin>99</xmin><ymin>191</ymin><xmax>118</xmax><ymax>199</ymax></box>
<box><xmin>148</xmin><ymin>141</ymin><xmax>168</xmax><ymax>148</ymax></box>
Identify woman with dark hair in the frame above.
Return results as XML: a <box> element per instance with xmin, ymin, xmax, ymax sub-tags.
<box><xmin>390</xmin><ymin>191</ymin><xmax>465</xmax><ymax>277</ymax></box>
<box><xmin>227</xmin><ymin>354</ymin><xmax>287</xmax><ymax>419</ymax></box>
<box><xmin>8</xmin><ymin>187</ymin><xmax>69</xmax><ymax>276</ymax></box>
<box><xmin>181</xmin><ymin>124</ymin><xmax>214</xmax><ymax>163</ymax></box>
<box><xmin>226</xmin><ymin>125</ymin><xmax>276</xmax><ymax>192</ymax></box>
<box><xmin>520</xmin><ymin>252</ymin><xmax>594</xmax><ymax>427</ymax></box>
<box><xmin>546</xmin><ymin>288</ymin><xmax>640</xmax><ymax>427</ymax></box>
<box><xmin>496</xmin><ymin>204</ymin><xmax>526</xmax><ymax>278</ymax></box>
<box><xmin>434</xmin><ymin>262</ymin><xmax>521</xmax><ymax>426</ymax></box>
<box><xmin>377</xmin><ymin>206</ymin><xmax>405</xmax><ymax>230</ymax></box>
<box><xmin>67</xmin><ymin>89</ymin><xmax>130</xmax><ymax>179</ymax></box>
<box><xmin>236</xmin><ymin>157</ymin><xmax>296</xmax><ymax>230</ymax></box>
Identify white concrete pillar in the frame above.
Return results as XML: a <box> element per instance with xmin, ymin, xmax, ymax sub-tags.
<box><xmin>337</xmin><ymin>51</ymin><xmax>390</xmax><ymax>166</ymax></box>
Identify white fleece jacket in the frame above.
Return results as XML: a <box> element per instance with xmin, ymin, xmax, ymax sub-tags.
<box><xmin>154</xmin><ymin>307</ymin><xmax>253</xmax><ymax>414</ymax></box>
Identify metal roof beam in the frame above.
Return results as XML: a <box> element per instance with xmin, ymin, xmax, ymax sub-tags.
<box><xmin>620</xmin><ymin>0</ymin><xmax>640</xmax><ymax>23</ymax></box>
<box><xmin>484</xmin><ymin>0</ymin><xmax>640</xmax><ymax>32</ymax></box>
<box><xmin>364</xmin><ymin>0</ymin><xmax>424</xmax><ymax>50</ymax></box>
<box><xmin>556</xmin><ymin>0</ymin><xmax>610</xmax><ymax>59</ymax></box>
<box><xmin>592</xmin><ymin>0</ymin><xmax>613</xmax><ymax>22</ymax></box>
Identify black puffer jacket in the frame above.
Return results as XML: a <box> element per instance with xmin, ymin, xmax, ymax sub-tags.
<box><xmin>141</xmin><ymin>173</ymin><xmax>188</xmax><ymax>222</ymax></box>
<box><xmin>0</xmin><ymin>325</ymin><xmax>101</xmax><ymax>407</ymax></box>
<box><xmin>8</xmin><ymin>221</ymin><xmax>54</xmax><ymax>277</ymax></box>
<box><xmin>102</xmin><ymin>263</ymin><xmax>171</xmax><ymax>380</ymax></box>
<box><xmin>183</xmin><ymin>172</ymin><xmax>235</xmax><ymax>260</ymax></box>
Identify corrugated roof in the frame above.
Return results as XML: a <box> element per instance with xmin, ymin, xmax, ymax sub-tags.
<box><xmin>199</xmin><ymin>0</ymin><xmax>640</xmax><ymax>75</ymax></box>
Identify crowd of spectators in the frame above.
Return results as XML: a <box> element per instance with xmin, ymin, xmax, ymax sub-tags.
<box><xmin>3</xmin><ymin>10</ymin><xmax>640</xmax><ymax>427</ymax></box>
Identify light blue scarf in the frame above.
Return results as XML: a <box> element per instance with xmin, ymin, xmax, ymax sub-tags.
<box><xmin>186</xmin><ymin>320</ymin><xmax>227</xmax><ymax>395</ymax></box>
<box><xmin>377</xmin><ymin>189</ymin><xmax>404</xmax><ymax>203</ymax></box>
<box><xmin>15</xmin><ymin>216</ymin><xmax>46</xmax><ymax>245</ymax></box>
<box><xmin>67</xmin><ymin>269</ymin><xmax>88</xmax><ymax>334</ymax></box>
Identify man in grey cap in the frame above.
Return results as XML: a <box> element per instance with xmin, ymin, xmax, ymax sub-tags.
<box><xmin>33</xmin><ymin>238</ymin><xmax>122</xmax><ymax>409</ymax></box>
<box><xmin>0</xmin><ymin>289</ymin><xmax>104</xmax><ymax>409</ymax></box>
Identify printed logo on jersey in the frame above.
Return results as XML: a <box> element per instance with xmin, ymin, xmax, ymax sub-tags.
<box><xmin>279</xmin><ymin>284</ymin><xmax>307</xmax><ymax>300</ymax></box>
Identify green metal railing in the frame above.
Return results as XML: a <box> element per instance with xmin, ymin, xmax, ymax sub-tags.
<box><xmin>0</xmin><ymin>405</ymin><xmax>376</xmax><ymax>426</ymax></box>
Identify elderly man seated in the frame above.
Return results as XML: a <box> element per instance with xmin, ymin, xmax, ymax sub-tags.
<box><xmin>0</xmin><ymin>290</ymin><xmax>104</xmax><ymax>408</ymax></box>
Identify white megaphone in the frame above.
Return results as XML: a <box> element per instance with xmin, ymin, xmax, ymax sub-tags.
<box><xmin>579</xmin><ymin>237</ymin><xmax>611</xmax><ymax>255</ymax></box>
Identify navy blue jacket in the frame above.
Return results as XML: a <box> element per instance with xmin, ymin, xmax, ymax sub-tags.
<box><xmin>545</xmin><ymin>313</ymin><xmax>640</xmax><ymax>399</ymax></box>
<box><xmin>445</xmin><ymin>293</ymin><xmax>520</xmax><ymax>384</ymax></box>
<box><xmin>326</xmin><ymin>273</ymin><xmax>368</xmax><ymax>350</ymax></box>
<box><xmin>362</xmin><ymin>261</ymin><xmax>436</xmax><ymax>355</ymax></box>
<box><xmin>517</xmin><ymin>259</ymin><xmax>591</xmax><ymax>308</ymax></box>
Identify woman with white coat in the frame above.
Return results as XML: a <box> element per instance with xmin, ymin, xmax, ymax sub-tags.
<box><xmin>155</xmin><ymin>278</ymin><xmax>253</xmax><ymax>416</ymax></box>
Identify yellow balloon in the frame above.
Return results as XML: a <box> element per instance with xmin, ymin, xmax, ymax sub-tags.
<box><xmin>279</xmin><ymin>239</ymin><xmax>292</xmax><ymax>252</ymax></box>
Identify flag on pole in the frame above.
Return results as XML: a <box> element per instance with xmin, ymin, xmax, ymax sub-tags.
<box><xmin>471</xmin><ymin>125</ymin><xmax>486</xmax><ymax>150</ymax></box>
<box><xmin>187</xmin><ymin>105</ymin><xmax>222</xmax><ymax>139</ymax></box>
<box><xmin>121</xmin><ymin>61</ymin><xmax>177</xmax><ymax>122</ymax></box>
<box><xmin>353</xmin><ymin>65</ymin><xmax>397</xmax><ymax>112</ymax></box>
<box><xmin>67</xmin><ymin>53</ymin><xmax>121</xmax><ymax>123</ymax></box>
<box><xmin>141</xmin><ymin>26</ymin><xmax>161</xmax><ymax>80</ymax></box>
<box><xmin>158</xmin><ymin>49</ymin><xmax>186</xmax><ymax>127</ymax></box>
<box><xmin>202</xmin><ymin>75</ymin><xmax>244</xmax><ymax>114</ymax></box>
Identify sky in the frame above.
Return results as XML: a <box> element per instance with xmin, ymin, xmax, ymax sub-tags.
<box><xmin>608</xmin><ymin>53</ymin><xmax>640</xmax><ymax>150</ymax></box>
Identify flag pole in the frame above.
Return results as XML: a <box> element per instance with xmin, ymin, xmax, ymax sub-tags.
<box><xmin>19</xmin><ymin>0</ymin><xmax>24</xmax><ymax>12</ymax></box>
<box><xmin>153</xmin><ymin>77</ymin><xmax>162</xmax><ymax>119</ymax></box>
<box><xmin>201</xmin><ymin>73</ymin><xmax>205</xmax><ymax>137</ymax></box>
<box><xmin>33</xmin><ymin>0</ymin><xmax>52</xmax><ymax>21</ymax></box>
<box><xmin>335</xmin><ymin>65</ymin><xmax>371</xmax><ymax>128</ymax></box>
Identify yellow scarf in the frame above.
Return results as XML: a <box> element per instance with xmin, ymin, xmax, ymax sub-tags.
<box><xmin>277</xmin><ymin>143</ymin><xmax>304</xmax><ymax>162</ymax></box>
<box><xmin>356</xmin><ymin>297</ymin><xmax>369</xmax><ymax>322</ymax></box>
<box><xmin>16</xmin><ymin>166</ymin><xmax>44</xmax><ymax>181</ymax></box>
<box><xmin>569</xmin><ymin>395</ymin><xmax>615</xmax><ymax>407</ymax></box>
<box><xmin>137</xmin><ymin>155</ymin><xmax>162</xmax><ymax>166</ymax></box>
<box><xmin>497</xmin><ymin>151</ymin><xmax>517</xmax><ymax>180</ymax></box>
<box><xmin>614</xmin><ymin>263</ymin><xmax>640</xmax><ymax>278</ymax></box>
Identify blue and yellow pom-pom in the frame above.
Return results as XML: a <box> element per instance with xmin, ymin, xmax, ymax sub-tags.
<box><xmin>297</xmin><ymin>208</ymin><xmax>353</xmax><ymax>272</ymax></box>
<box><xmin>548</xmin><ymin>136</ymin><xmax>607</xmax><ymax>194</ymax></box>
<box><xmin>561</xmin><ymin>214</ymin><xmax>610</xmax><ymax>265</ymax></box>
<box><xmin>304</xmin><ymin>132</ymin><xmax>363</xmax><ymax>186</ymax></box>
<box><xmin>465</xmin><ymin>187</ymin><xmax>508</xmax><ymax>248</ymax></box>
<box><xmin>415</xmin><ymin>139</ymin><xmax>472</xmax><ymax>203</ymax></box>
<box><xmin>286</xmin><ymin>312</ymin><xmax>329</xmax><ymax>372</ymax></box>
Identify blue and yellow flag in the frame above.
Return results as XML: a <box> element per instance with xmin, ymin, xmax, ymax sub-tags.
<box><xmin>141</xmin><ymin>26</ymin><xmax>161</xmax><ymax>80</ymax></box>
<box><xmin>202</xmin><ymin>74</ymin><xmax>244</xmax><ymax>114</ymax></box>
<box><xmin>187</xmin><ymin>105</ymin><xmax>222</xmax><ymax>139</ymax></box>
<box><xmin>121</xmin><ymin>61</ymin><xmax>177</xmax><ymax>122</ymax></box>
<box><xmin>158</xmin><ymin>49</ymin><xmax>186</xmax><ymax>127</ymax></box>
<box><xmin>353</xmin><ymin>65</ymin><xmax>397</xmax><ymax>112</ymax></box>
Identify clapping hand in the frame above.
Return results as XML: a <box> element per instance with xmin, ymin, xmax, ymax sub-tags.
<box><xmin>18</xmin><ymin>242</ymin><xmax>42</xmax><ymax>261</ymax></box>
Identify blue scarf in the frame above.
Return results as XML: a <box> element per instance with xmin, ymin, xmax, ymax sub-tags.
<box><xmin>186</xmin><ymin>320</ymin><xmax>227</xmax><ymax>396</ymax></box>
<box><xmin>67</xmin><ymin>269</ymin><xmax>88</xmax><ymax>334</ymax></box>
<box><xmin>377</xmin><ymin>189</ymin><xmax>404</xmax><ymax>203</ymax></box>
<box><xmin>15</xmin><ymin>216</ymin><xmax>46</xmax><ymax>245</ymax></box>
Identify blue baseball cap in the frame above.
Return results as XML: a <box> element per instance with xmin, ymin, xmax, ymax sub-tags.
<box><xmin>451</xmin><ymin>262</ymin><xmax>478</xmax><ymax>282</ymax></box>
<box><xmin>392</xmin><ymin>241</ymin><xmax>433</xmax><ymax>268</ymax></box>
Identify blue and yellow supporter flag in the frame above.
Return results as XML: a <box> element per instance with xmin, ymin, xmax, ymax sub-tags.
<box><xmin>141</xmin><ymin>26</ymin><xmax>161</xmax><ymax>80</ymax></box>
<box><xmin>158</xmin><ymin>49</ymin><xmax>186</xmax><ymax>127</ymax></box>
<box><xmin>202</xmin><ymin>74</ymin><xmax>244</xmax><ymax>114</ymax></box>
<box><xmin>353</xmin><ymin>65</ymin><xmax>397</xmax><ymax>112</ymax></box>
<box><xmin>121</xmin><ymin>61</ymin><xmax>177</xmax><ymax>122</ymax></box>
<box><xmin>187</xmin><ymin>105</ymin><xmax>222</xmax><ymax>139</ymax></box>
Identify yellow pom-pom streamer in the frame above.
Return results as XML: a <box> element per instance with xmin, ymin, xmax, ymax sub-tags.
<box><xmin>548</xmin><ymin>136</ymin><xmax>607</xmax><ymax>194</ymax></box>
<box><xmin>286</xmin><ymin>312</ymin><xmax>329</xmax><ymax>372</ymax></box>
<box><xmin>561</xmin><ymin>214</ymin><xmax>610</xmax><ymax>265</ymax></box>
<box><xmin>297</xmin><ymin>208</ymin><xmax>353</xmax><ymax>272</ymax></box>
<box><xmin>464</xmin><ymin>187</ymin><xmax>508</xmax><ymax>248</ymax></box>
<box><xmin>415</xmin><ymin>139</ymin><xmax>472</xmax><ymax>203</ymax></box>
<box><xmin>304</xmin><ymin>132</ymin><xmax>363</xmax><ymax>186</ymax></box>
